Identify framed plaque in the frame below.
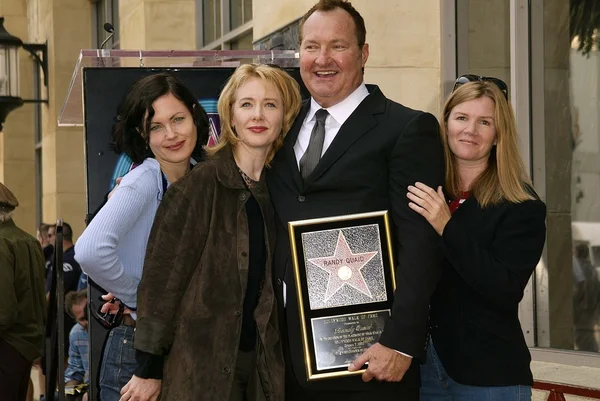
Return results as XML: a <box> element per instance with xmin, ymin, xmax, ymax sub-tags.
<box><xmin>288</xmin><ymin>210</ymin><xmax>395</xmax><ymax>381</ymax></box>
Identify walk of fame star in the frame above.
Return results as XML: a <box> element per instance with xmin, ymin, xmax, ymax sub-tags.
<box><xmin>307</xmin><ymin>231</ymin><xmax>378</xmax><ymax>302</ymax></box>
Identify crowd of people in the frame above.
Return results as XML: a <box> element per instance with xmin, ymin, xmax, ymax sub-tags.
<box><xmin>0</xmin><ymin>0</ymin><xmax>558</xmax><ymax>400</ymax></box>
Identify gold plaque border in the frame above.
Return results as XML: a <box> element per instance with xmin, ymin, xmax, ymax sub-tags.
<box><xmin>288</xmin><ymin>210</ymin><xmax>396</xmax><ymax>381</ymax></box>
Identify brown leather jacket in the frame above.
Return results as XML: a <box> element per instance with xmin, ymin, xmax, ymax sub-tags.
<box><xmin>134</xmin><ymin>146</ymin><xmax>284</xmax><ymax>400</ymax></box>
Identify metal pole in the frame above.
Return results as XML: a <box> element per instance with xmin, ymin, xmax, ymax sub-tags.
<box><xmin>55</xmin><ymin>220</ymin><xmax>66</xmax><ymax>401</ymax></box>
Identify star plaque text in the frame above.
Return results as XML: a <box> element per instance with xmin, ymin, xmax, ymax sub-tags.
<box><xmin>288</xmin><ymin>211</ymin><xmax>396</xmax><ymax>381</ymax></box>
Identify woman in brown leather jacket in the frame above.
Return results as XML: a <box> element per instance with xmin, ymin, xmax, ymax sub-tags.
<box><xmin>121</xmin><ymin>64</ymin><xmax>301</xmax><ymax>401</ymax></box>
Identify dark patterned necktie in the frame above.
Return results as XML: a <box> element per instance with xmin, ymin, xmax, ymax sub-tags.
<box><xmin>300</xmin><ymin>109</ymin><xmax>329</xmax><ymax>180</ymax></box>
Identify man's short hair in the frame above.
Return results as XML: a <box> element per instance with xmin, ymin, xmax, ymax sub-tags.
<box><xmin>39</xmin><ymin>223</ymin><xmax>51</xmax><ymax>237</ymax></box>
<box><xmin>62</xmin><ymin>222</ymin><xmax>73</xmax><ymax>242</ymax></box>
<box><xmin>299</xmin><ymin>0</ymin><xmax>367</xmax><ymax>47</ymax></box>
<box><xmin>65</xmin><ymin>289</ymin><xmax>87</xmax><ymax>318</ymax></box>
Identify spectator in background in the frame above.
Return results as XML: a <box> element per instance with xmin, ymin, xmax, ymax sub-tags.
<box><xmin>0</xmin><ymin>182</ymin><xmax>47</xmax><ymax>401</ymax></box>
<box><xmin>77</xmin><ymin>274</ymin><xmax>88</xmax><ymax>291</ymax></box>
<box><xmin>34</xmin><ymin>225</ymin><xmax>54</xmax><ymax>401</ymax></box>
<box><xmin>43</xmin><ymin>222</ymin><xmax>82</xmax><ymax>388</ymax></box>
<box><xmin>37</xmin><ymin>223</ymin><xmax>55</xmax><ymax>270</ymax></box>
<box><xmin>41</xmin><ymin>289</ymin><xmax>90</xmax><ymax>401</ymax></box>
<box><xmin>64</xmin><ymin>290</ymin><xmax>89</xmax><ymax>387</ymax></box>
<box><xmin>45</xmin><ymin>222</ymin><xmax>82</xmax><ymax>297</ymax></box>
<box><xmin>47</xmin><ymin>224</ymin><xmax>56</xmax><ymax>250</ymax></box>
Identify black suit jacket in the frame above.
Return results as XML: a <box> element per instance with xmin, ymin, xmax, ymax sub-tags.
<box><xmin>430</xmin><ymin>194</ymin><xmax>546</xmax><ymax>387</ymax></box>
<box><xmin>267</xmin><ymin>85</ymin><xmax>445</xmax><ymax>392</ymax></box>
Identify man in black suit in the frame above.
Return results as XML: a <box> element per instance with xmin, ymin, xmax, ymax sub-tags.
<box><xmin>267</xmin><ymin>1</ymin><xmax>445</xmax><ymax>400</ymax></box>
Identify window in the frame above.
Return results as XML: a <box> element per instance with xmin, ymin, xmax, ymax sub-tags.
<box><xmin>529</xmin><ymin>0</ymin><xmax>600</xmax><ymax>356</ymax></box>
<box><xmin>198</xmin><ymin>0</ymin><xmax>253</xmax><ymax>50</ymax></box>
<box><xmin>553</xmin><ymin>19</ymin><xmax>600</xmax><ymax>354</ymax></box>
<box><xmin>202</xmin><ymin>0</ymin><xmax>221</xmax><ymax>46</ymax></box>
<box><xmin>230</xmin><ymin>0</ymin><xmax>252</xmax><ymax>31</ymax></box>
<box><xmin>92</xmin><ymin>0</ymin><xmax>120</xmax><ymax>49</ymax></box>
<box><xmin>452</xmin><ymin>0</ymin><xmax>600</xmax><ymax>360</ymax></box>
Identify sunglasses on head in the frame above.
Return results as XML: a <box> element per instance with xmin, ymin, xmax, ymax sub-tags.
<box><xmin>452</xmin><ymin>74</ymin><xmax>509</xmax><ymax>100</ymax></box>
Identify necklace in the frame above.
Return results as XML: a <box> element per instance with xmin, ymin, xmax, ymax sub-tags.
<box><xmin>238</xmin><ymin>167</ymin><xmax>258</xmax><ymax>188</ymax></box>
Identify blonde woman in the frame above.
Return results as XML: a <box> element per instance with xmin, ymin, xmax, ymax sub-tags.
<box><xmin>407</xmin><ymin>75</ymin><xmax>546</xmax><ymax>400</ymax></box>
<box><xmin>121</xmin><ymin>64</ymin><xmax>301</xmax><ymax>401</ymax></box>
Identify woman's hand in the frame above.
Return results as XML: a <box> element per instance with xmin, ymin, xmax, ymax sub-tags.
<box><xmin>100</xmin><ymin>293</ymin><xmax>133</xmax><ymax>315</ymax></box>
<box><xmin>119</xmin><ymin>375</ymin><xmax>161</xmax><ymax>401</ymax></box>
<box><xmin>407</xmin><ymin>182</ymin><xmax>451</xmax><ymax>236</ymax></box>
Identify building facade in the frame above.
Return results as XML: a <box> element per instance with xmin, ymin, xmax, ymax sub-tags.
<box><xmin>0</xmin><ymin>0</ymin><xmax>599</xmax><ymax>398</ymax></box>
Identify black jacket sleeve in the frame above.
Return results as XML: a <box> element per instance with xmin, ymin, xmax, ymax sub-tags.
<box><xmin>441</xmin><ymin>199</ymin><xmax>546</xmax><ymax>309</ymax></box>
<box><xmin>135</xmin><ymin>350</ymin><xmax>164</xmax><ymax>379</ymax></box>
<box><xmin>377</xmin><ymin>112</ymin><xmax>445</xmax><ymax>361</ymax></box>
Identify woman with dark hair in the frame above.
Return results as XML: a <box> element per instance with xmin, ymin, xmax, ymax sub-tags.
<box><xmin>407</xmin><ymin>75</ymin><xmax>546</xmax><ymax>400</ymax></box>
<box><xmin>120</xmin><ymin>64</ymin><xmax>301</xmax><ymax>401</ymax></box>
<box><xmin>75</xmin><ymin>73</ymin><xmax>209</xmax><ymax>401</ymax></box>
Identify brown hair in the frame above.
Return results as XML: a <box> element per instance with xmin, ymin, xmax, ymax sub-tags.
<box><xmin>111</xmin><ymin>73</ymin><xmax>210</xmax><ymax>164</ymax></box>
<box><xmin>299</xmin><ymin>0</ymin><xmax>366</xmax><ymax>47</ymax></box>
<box><xmin>38</xmin><ymin>223</ymin><xmax>51</xmax><ymax>238</ymax></box>
<box><xmin>207</xmin><ymin>64</ymin><xmax>301</xmax><ymax>166</ymax></box>
<box><xmin>441</xmin><ymin>81</ymin><xmax>534</xmax><ymax>207</ymax></box>
<box><xmin>65</xmin><ymin>289</ymin><xmax>87</xmax><ymax>318</ymax></box>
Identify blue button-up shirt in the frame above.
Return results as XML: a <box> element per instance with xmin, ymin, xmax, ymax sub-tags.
<box><xmin>64</xmin><ymin>323</ymin><xmax>89</xmax><ymax>384</ymax></box>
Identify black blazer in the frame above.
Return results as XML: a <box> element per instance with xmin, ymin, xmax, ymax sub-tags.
<box><xmin>267</xmin><ymin>85</ymin><xmax>445</xmax><ymax>392</ymax></box>
<box><xmin>430</xmin><ymin>193</ymin><xmax>546</xmax><ymax>387</ymax></box>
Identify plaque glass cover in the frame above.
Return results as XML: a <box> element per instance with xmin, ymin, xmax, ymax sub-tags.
<box><xmin>288</xmin><ymin>211</ymin><xmax>395</xmax><ymax>381</ymax></box>
<box><xmin>302</xmin><ymin>224</ymin><xmax>388</xmax><ymax>310</ymax></box>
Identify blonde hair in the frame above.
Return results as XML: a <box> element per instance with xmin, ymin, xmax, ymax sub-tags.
<box><xmin>206</xmin><ymin>64</ymin><xmax>302</xmax><ymax>166</ymax></box>
<box><xmin>441</xmin><ymin>81</ymin><xmax>534</xmax><ymax>207</ymax></box>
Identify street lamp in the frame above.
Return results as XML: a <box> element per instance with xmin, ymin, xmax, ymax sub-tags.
<box><xmin>0</xmin><ymin>16</ymin><xmax>48</xmax><ymax>130</ymax></box>
<box><xmin>0</xmin><ymin>17</ymin><xmax>23</xmax><ymax>130</ymax></box>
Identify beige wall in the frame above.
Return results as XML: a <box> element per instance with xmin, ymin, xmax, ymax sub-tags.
<box><xmin>0</xmin><ymin>0</ymin><xmax>93</xmax><ymax>240</ymax></box>
<box><xmin>364</xmin><ymin>0</ymin><xmax>441</xmax><ymax>115</ymax></box>
<box><xmin>40</xmin><ymin>0</ymin><xmax>92</xmax><ymax>241</ymax></box>
<box><xmin>0</xmin><ymin>0</ymin><xmax>36</xmax><ymax>235</ymax></box>
<box><xmin>120</xmin><ymin>0</ymin><xmax>196</xmax><ymax>51</ymax></box>
<box><xmin>252</xmin><ymin>0</ymin><xmax>443</xmax><ymax>115</ymax></box>
<box><xmin>253</xmin><ymin>0</ymin><xmax>313</xmax><ymax>41</ymax></box>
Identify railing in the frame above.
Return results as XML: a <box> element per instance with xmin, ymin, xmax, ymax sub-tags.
<box><xmin>534</xmin><ymin>380</ymin><xmax>600</xmax><ymax>400</ymax></box>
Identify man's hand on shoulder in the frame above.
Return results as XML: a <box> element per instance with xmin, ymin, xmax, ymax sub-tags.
<box><xmin>348</xmin><ymin>342</ymin><xmax>412</xmax><ymax>382</ymax></box>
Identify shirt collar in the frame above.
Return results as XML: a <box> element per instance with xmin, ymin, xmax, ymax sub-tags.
<box><xmin>306</xmin><ymin>83</ymin><xmax>369</xmax><ymax>126</ymax></box>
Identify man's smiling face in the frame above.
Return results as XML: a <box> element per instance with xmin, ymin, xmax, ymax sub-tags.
<box><xmin>299</xmin><ymin>8</ymin><xmax>369</xmax><ymax>108</ymax></box>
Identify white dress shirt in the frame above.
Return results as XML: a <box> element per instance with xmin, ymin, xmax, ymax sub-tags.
<box><xmin>293</xmin><ymin>83</ymin><xmax>370</xmax><ymax>166</ymax></box>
